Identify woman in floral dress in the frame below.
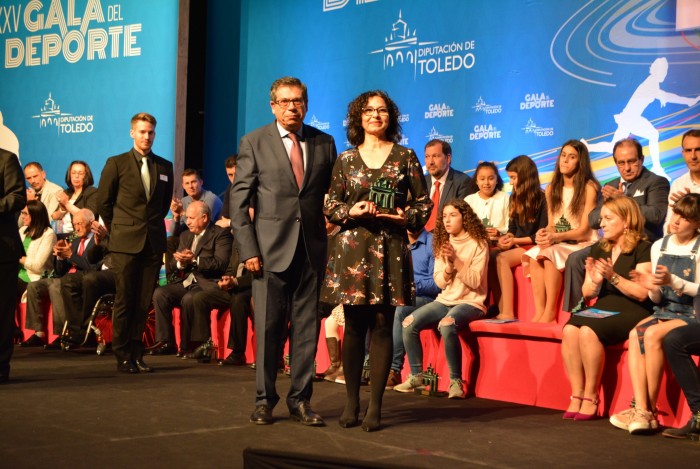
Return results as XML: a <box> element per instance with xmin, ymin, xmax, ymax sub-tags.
<box><xmin>322</xmin><ymin>90</ymin><xmax>431</xmax><ymax>431</ymax></box>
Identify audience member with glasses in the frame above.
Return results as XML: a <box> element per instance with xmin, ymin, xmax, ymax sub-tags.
<box><xmin>321</xmin><ymin>90</ymin><xmax>432</xmax><ymax>431</ymax></box>
<box><xmin>51</xmin><ymin>161</ymin><xmax>99</xmax><ymax>235</ymax></box>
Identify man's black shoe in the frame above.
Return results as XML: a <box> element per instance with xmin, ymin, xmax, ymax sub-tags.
<box><xmin>117</xmin><ymin>360</ymin><xmax>139</xmax><ymax>374</ymax></box>
<box><xmin>250</xmin><ymin>405</ymin><xmax>273</xmax><ymax>425</ymax></box>
<box><xmin>289</xmin><ymin>402</ymin><xmax>325</xmax><ymax>426</ymax></box>
<box><xmin>134</xmin><ymin>358</ymin><xmax>153</xmax><ymax>373</ymax></box>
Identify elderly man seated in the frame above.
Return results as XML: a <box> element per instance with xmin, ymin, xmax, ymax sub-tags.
<box><xmin>150</xmin><ymin>201</ymin><xmax>231</xmax><ymax>358</ymax></box>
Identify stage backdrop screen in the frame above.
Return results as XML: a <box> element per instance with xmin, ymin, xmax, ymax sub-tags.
<box><xmin>237</xmin><ymin>0</ymin><xmax>700</xmax><ymax>184</ymax></box>
<box><xmin>0</xmin><ymin>0</ymin><xmax>178</xmax><ymax>185</ymax></box>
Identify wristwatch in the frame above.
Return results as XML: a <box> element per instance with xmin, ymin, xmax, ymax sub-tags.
<box><xmin>610</xmin><ymin>274</ymin><xmax>620</xmax><ymax>286</ymax></box>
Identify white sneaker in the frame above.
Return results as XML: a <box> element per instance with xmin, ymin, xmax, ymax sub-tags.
<box><xmin>448</xmin><ymin>379</ymin><xmax>465</xmax><ymax>399</ymax></box>
<box><xmin>628</xmin><ymin>408</ymin><xmax>654</xmax><ymax>434</ymax></box>
<box><xmin>609</xmin><ymin>407</ymin><xmax>636</xmax><ymax>430</ymax></box>
<box><xmin>393</xmin><ymin>373</ymin><xmax>423</xmax><ymax>393</ymax></box>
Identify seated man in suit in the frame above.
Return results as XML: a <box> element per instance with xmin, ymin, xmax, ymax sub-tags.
<box><xmin>60</xmin><ymin>222</ymin><xmax>114</xmax><ymax>346</ymax></box>
<box><xmin>22</xmin><ymin>208</ymin><xmax>100</xmax><ymax>348</ymax></box>
<box><xmin>151</xmin><ymin>201</ymin><xmax>231</xmax><ymax>357</ymax></box>
<box><xmin>562</xmin><ymin>137</ymin><xmax>669</xmax><ymax>312</ymax></box>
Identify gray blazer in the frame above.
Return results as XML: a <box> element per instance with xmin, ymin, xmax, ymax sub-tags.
<box><xmin>231</xmin><ymin>121</ymin><xmax>337</xmax><ymax>273</ymax></box>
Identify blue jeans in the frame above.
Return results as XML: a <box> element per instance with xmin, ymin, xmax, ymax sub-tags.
<box><xmin>391</xmin><ymin>296</ymin><xmax>434</xmax><ymax>373</ymax></box>
<box><xmin>402</xmin><ymin>301</ymin><xmax>485</xmax><ymax>379</ymax></box>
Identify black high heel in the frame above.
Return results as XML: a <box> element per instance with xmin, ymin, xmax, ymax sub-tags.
<box><xmin>361</xmin><ymin>408</ymin><xmax>381</xmax><ymax>432</ymax></box>
<box><xmin>338</xmin><ymin>401</ymin><xmax>360</xmax><ymax>428</ymax></box>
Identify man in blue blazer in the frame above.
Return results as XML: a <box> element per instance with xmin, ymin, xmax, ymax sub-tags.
<box><xmin>97</xmin><ymin>112</ymin><xmax>174</xmax><ymax>374</ymax></box>
<box><xmin>231</xmin><ymin>77</ymin><xmax>337</xmax><ymax>426</ymax></box>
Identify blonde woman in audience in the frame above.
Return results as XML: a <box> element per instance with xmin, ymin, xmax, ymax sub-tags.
<box><xmin>523</xmin><ymin>140</ymin><xmax>600</xmax><ymax>323</ymax></box>
<box><xmin>562</xmin><ymin>197</ymin><xmax>652</xmax><ymax>420</ymax></box>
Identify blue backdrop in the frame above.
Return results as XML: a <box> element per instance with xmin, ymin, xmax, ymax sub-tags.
<box><xmin>0</xmin><ymin>0</ymin><xmax>178</xmax><ymax>185</ymax></box>
<box><xmin>235</xmin><ymin>0</ymin><xmax>700</xmax><ymax>186</ymax></box>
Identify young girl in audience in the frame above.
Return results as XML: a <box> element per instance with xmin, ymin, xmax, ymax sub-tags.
<box><xmin>394</xmin><ymin>199</ymin><xmax>489</xmax><ymax>399</ymax></box>
<box><xmin>610</xmin><ymin>193</ymin><xmax>700</xmax><ymax>434</ymax></box>
<box><xmin>490</xmin><ymin>155</ymin><xmax>548</xmax><ymax>320</ymax></box>
<box><xmin>465</xmin><ymin>161</ymin><xmax>509</xmax><ymax>245</ymax></box>
<box><xmin>523</xmin><ymin>140</ymin><xmax>599</xmax><ymax>323</ymax></box>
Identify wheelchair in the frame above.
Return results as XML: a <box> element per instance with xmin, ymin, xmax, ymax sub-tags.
<box><xmin>60</xmin><ymin>294</ymin><xmax>157</xmax><ymax>355</ymax></box>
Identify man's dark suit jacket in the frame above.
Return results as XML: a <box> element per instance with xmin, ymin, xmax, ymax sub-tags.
<box><xmin>97</xmin><ymin>148</ymin><xmax>173</xmax><ymax>254</ymax></box>
<box><xmin>231</xmin><ymin>121</ymin><xmax>337</xmax><ymax>274</ymax></box>
<box><xmin>587</xmin><ymin>166</ymin><xmax>670</xmax><ymax>242</ymax></box>
<box><xmin>55</xmin><ymin>236</ymin><xmax>101</xmax><ymax>276</ymax></box>
<box><xmin>170</xmin><ymin>224</ymin><xmax>232</xmax><ymax>291</ymax></box>
<box><xmin>424</xmin><ymin>167</ymin><xmax>474</xmax><ymax>215</ymax></box>
<box><xmin>0</xmin><ymin>149</ymin><xmax>25</xmax><ymax>263</ymax></box>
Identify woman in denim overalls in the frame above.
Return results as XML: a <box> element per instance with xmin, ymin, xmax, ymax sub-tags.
<box><xmin>610</xmin><ymin>193</ymin><xmax>700</xmax><ymax>435</ymax></box>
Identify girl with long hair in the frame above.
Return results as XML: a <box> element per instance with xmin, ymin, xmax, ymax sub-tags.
<box><xmin>523</xmin><ymin>140</ymin><xmax>600</xmax><ymax>323</ymax></box>
<box><xmin>394</xmin><ymin>199</ymin><xmax>489</xmax><ymax>399</ymax></box>
<box><xmin>490</xmin><ymin>155</ymin><xmax>548</xmax><ymax>320</ymax></box>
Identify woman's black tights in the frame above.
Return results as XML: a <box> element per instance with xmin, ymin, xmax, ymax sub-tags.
<box><xmin>340</xmin><ymin>304</ymin><xmax>394</xmax><ymax>431</ymax></box>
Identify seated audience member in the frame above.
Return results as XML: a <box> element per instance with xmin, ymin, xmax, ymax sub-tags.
<box><xmin>395</xmin><ymin>200</ymin><xmax>488</xmax><ymax>399</ymax></box>
<box><xmin>60</xmin><ymin>222</ymin><xmax>112</xmax><ymax>346</ymax></box>
<box><xmin>465</xmin><ymin>161</ymin><xmax>509</xmax><ymax>244</ymax></box>
<box><xmin>186</xmin><ymin>236</ymin><xmax>252</xmax><ymax>366</ymax></box>
<box><xmin>563</xmin><ymin>138</ymin><xmax>670</xmax><ymax>313</ymax></box>
<box><xmin>151</xmin><ymin>201</ymin><xmax>231</xmax><ymax>358</ymax></box>
<box><xmin>23</xmin><ymin>209</ymin><xmax>99</xmax><ymax>348</ymax></box>
<box><xmin>610</xmin><ymin>193</ymin><xmax>700</xmax><ymax>434</ymax></box>
<box><xmin>166</xmin><ymin>169</ymin><xmax>224</xmax><ymax>275</ymax></box>
<box><xmin>661</xmin><ymin>319</ymin><xmax>700</xmax><ymax>439</ymax></box>
<box><xmin>662</xmin><ymin>129</ymin><xmax>700</xmax><ymax>234</ymax></box>
<box><xmin>490</xmin><ymin>155</ymin><xmax>547</xmax><ymax>320</ymax></box>
<box><xmin>523</xmin><ymin>140</ymin><xmax>600</xmax><ymax>323</ymax></box>
<box><xmin>51</xmin><ymin>161</ymin><xmax>98</xmax><ymax>235</ymax></box>
<box><xmin>17</xmin><ymin>200</ymin><xmax>56</xmax><ymax>346</ymax></box>
<box><xmin>215</xmin><ymin>155</ymin><xmax>237</xmax><ymax>229</ymax></box>
<box><xmin>21</xmin><ymin>161</ymin><xmax>62</xmax><ymax>226</ymax></box>
<box><xmin>562</xmin><ymin>197</ymin><xmax>653</xmax><ymax>421</ymax></box>
<box><xmin>386</xmin><ymin>225</ymin><xmax>440</xmax><ymax>389</ymax></box>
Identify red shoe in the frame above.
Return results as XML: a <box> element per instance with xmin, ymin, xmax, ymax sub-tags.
<box><xmin>574</xmin><ymin>397</ymin><xmax>599</xmax><ymax>421</ymax></box>
<box><xmin>563</xmin><ymin>396</ymin><xmax>582</xmax><ymax>420</ymax></box>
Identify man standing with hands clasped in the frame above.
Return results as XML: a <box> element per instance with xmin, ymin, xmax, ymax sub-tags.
<box><xmin>97</xmin><ymin>113</ymin><xmax>173</xmax><ymax>374</ymax></box>
<box><xmin>231</xmin><ymin>76</ymin><xmax>337</xmax><ymax>426</ymax></box>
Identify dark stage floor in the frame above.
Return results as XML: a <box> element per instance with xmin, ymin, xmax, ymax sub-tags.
<box><xmin>1</xmin><ymin>345</ymin><xmax>698</xmax><ymax>468</ymax></box>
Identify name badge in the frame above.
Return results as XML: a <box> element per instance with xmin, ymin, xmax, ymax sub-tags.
<box><xmin>160</xmin><ymin>174</ymin><xmax>169</xmax><ymax>182</ymax></box>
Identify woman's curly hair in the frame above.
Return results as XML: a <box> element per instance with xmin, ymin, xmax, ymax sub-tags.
<box><xmin>346</xmin><ymin>90</ymin><xmax>402</xmax><ymax>147</ymax></box>
<box><xmin>432</xmin><ymin>199</ymin><xmax>489</xmax><ymax>253</ymax></box>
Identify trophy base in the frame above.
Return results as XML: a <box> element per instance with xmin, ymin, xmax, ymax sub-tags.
<box><xmin>414</xmin><ymin>389</ymin><xmax>448</xmax><ymax>397</ymax></box>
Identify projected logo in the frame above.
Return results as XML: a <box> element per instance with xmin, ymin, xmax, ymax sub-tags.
<box><xmin>473</xmin><ymin>97</ymin><xmax>502</xmax><ymax>115</ymax></box>
<box><xmin>323</xmin><ymin>0</ymin><xmax>379</xmax><ymax>13</ymax></box>
<box><xmin>519</xmin><ymin>92</ymin><xmax>555</xmax><ymax>110</ymax></box>
<box><xmin>424</xmin><ymin>102</ymin><xmax>454</xmax><ymax>119</ymax></box>
<box><xmin>426</xmin><ymin>127</ymin><xmax>453</xmax><ymax>144</ymax></box>
<box><xmin>32</xmin><ymin>93</ymin><xmax>94</xmax><ymax>135</ymax></box>
<box><xmin>369</xmin><ymin>10</ymin><xmax>476</xmax><ymax>78</ymax></box>
<box><xmin>522</xmin><ymin>118</ymin><xmax>554</xmax><ymax>137</ymax></box>
<box><xmin>470</xmin><ymin>124</ymin><xmax>501</xmax><ymax>141</ymax></box>
<box><xmin>308</xmin><ymin>115</ymin><xmax>330</xmax><ymax>131</ymax></box>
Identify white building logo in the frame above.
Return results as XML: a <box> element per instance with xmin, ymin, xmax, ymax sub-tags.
<box><xmin>470</xmin><ymin>124</ymin><xmax>501</xmax><ymax>141</ymax></box>
<box><xmin>425</xmin><ymin>102</ymin><xmax>454</xmax><ymax>119</ymax></box>
<box><xmin>33</xmin><ymin>93</ymin><xmax>94</xmax><ymax>135</ymax></box>
<box><xmin>323</xmin><ymin>0</ymin><xmax>379</xmax><ymax>12</ymax></box>
<box><xmin>426</xmin><ymin>127</ymin><xmax>453</xmax><ymax>143</ymax></box>
<box><xmin>370</xmin><ymin>10</ymin><xmax>476</xmax><ymax>78</ymax></box>
<box><xmin>308</xmin><ymin>115</ymin><xmax>330</xmax><ymax>131</ymax></box>
<box><xmin>473</xmin><ymin>97</ymin><xmax>502</xmax><ymax>115</ymax></box>
<box><xmin>522</xmin><ymin>118</ymin><xmax>554</xmax><ymax>137</ymax></box>
<box><xmin>520</xmin><ymin>92</ymin><xmax>555</xmax><ymax>110</ymax></box>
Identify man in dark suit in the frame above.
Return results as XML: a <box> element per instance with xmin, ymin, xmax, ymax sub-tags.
<box><xmin>563</xmin><ymin>137</ymin><xmax>670</xmax><ymax>311</ymax></box>
<box><xmin>0</xmin><ymin>146</ymin><xmax>26</xmax><ymax>383</ymax></box>
<box><xmin>97</xmin><ymin>112</ymin><xmax>174</xmax><ymax>374</ymax></box>
<box><xmin>231</xmin><ymin>76</ymin><xmax>337</xmax><ymax>426</ymax></box>
<box><xmin>23</xmin><ymin>208</ymin><xmax>100</xmax><ymax>348</ymax></box>
<box><xmin>422</xmin><ymin>139</ymin><xmax>474</xmax><ymax>231</ymax></box>
<box><xmin>151</xmin><ymin>201</ymin><xmax>231</xmax><ymax>355</ymax></box>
